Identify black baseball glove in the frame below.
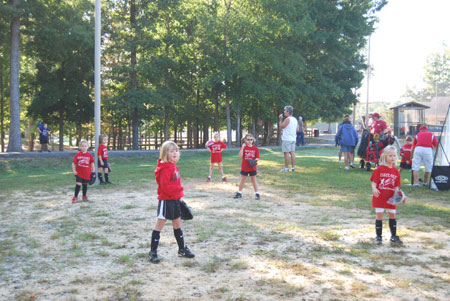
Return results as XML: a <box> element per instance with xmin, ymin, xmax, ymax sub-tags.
<box><xmin>89</xmin><ymin>172</ymin><xmax>96</xmax><ymax>185</ymax></box>
<box><xmin>248</xmin><ymin>159</ymin><xmax>258</xmax><ymax>168</ymax></box>
<box><xmin>180</xmin><ymin>200</ymin><xmax>193</xmax><ymax>220</ymax></box>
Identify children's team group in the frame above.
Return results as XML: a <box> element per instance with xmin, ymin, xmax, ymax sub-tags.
<box><xmin>71</xmin><ymin>128</ymin><xmax>424</xmax><ymax>263</ymax></box>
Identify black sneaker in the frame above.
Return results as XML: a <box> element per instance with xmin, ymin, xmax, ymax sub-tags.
<box><xmin>375</xmin><ymin>236</ymin><xmax>382</xmax><ymax>245</ymax></box>
<box><xmin>148</xmin><ymin>250</ymin><xmax>160</xmax><ymax>263</ymax></box>
<box><xmin>255</xmin><ymin>193</ymin><xmax>260</xmax><ymax>200</ymax></box>
<box><xmin>233</xmin><ymin>192</ymin><xmax>242</xmax><ymax>199</ymax></box>
<box><xmin>99</xmin><ymin>181</ymin><xmax>107</xmax><ymax>185</ymax></box>
<box><xmin>390</xmin><ymin>236</ymin><xmax>403</xmax><ymax>244</ymax></box>
<box><xmin>178</xmin><ymin>246</ymin><xmax>195</xmax><ymax>258</ymax></box>
<box><xmin>106</xmin><ymin>181</ymin><xmax>113</xmax><ymax>185</ymax></box>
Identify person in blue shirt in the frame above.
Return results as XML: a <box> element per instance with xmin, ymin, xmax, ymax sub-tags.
<box><xmin>38</xmin><ymin>123</ymin><xmax>51</xmax><ymax>152</ymax></box>
<box><xmin>335</xmin><ymin>117</ymin><xmax>358</xmax><ymax>170</ymax></box>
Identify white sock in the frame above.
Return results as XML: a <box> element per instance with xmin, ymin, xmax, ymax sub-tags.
<box><xmin>238</xmin><ymin>191</ymin><xmax>242</xmax><ymax>194</ymax></box>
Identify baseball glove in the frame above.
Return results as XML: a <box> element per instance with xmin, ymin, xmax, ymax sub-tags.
<box><xmin>205</xmin><ymin>140</ymin><xmax>214</xmax><ymax>148</ymax></box>
<box><xmin>180</xmin><ymin>200</ymin><xmax>193</xmax><ymax>220</ymax></box>
<box><xmin>89</xmin><ymin>172</ymin><xmax>96</xmax><ymax>185</ymax></box>
<box><xmin>248</xmin><ymin>159</ymin><xmax>258</xmax><ymax>168</ymax></box>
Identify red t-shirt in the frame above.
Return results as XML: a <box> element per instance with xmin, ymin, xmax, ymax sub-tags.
<box><xmin>400</xmin><ymin>144</ymin><xmax>412</xmax><ymax>164</ymax></box>
<box><xmin>73</xmin><ymin>151</ymin><xmax>94</xmax><ymax>180</ymax></box>
<box><xmin>241</xmin><ymin>145</ymin><xmax>260</xmax><ymax>172</ymax></box>
<box><xmin>370</xmin><ymin>119</ymin><xmax>387</xmax><ymax>135</ymax></box>
<box><xmin>154</xmin><ymin>159</ymin><xmax>184</xmax><ymax>200</ymax></box>
<box><xmin>370</xmin><ymin>165</ymin><xmax>401</xmax><ymax>209</ymax></box>
<box><xmin>98</xmin><ymin>144</ymin><xmax>109</xmax><ymax>160</ymax></box>
<box><xmin>209</xmin><ymin>141</ymin><xmax>227</xmax><ymax>163</ymax></box>
<box><xmin>413</xmin><ymin>131</ymin><xmax>438</xmax><ymax>149</ymax></box>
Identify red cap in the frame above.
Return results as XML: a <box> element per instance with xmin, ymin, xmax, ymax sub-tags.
<box><xmin>419</xmin><ymin>125</ymin><xmax>428</xmax><ymax>131</ymax></box>
<box><xmin>372</xmin><ymin>112</ymin><xmax>380</xmax><ymax>118</ymax></box>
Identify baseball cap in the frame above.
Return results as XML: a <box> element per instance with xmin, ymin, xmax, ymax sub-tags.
<box><xmin>419</xmin><ymin>125</ymin><xmax>428</xmax><ymax>131</ymax></box>
<box><xmin>372</xmin><ymin>112</ymin><xmax>380</xmax><ymax>118</ymax></box>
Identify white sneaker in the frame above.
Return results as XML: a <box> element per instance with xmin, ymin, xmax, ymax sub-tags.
<box><xmin>280</xmin><ymin>168</ymin><xmax>289</xmax><ymax>172</ymax></box>
<box><xmin>345</xmin><ymin>166</ymin><xmax>350</xmax><ymax>170</ymax></box>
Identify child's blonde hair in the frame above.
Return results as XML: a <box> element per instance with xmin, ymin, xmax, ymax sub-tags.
<box><xmin>379</xmin><ymin>145</ymin><xmax>397</xmax><ymax>166</ymax></box>
<box><xmin>241</xmin><ymin>133</ymin><xmax>255</xmax><ymax>145</ymax></box>
<box><xmin>99</xmin><ymin>134</ymin><xmax>108</xmax><ymax>144</ymax></box>
<box><xmin>79</xmin><ymin>139</ymin><xmax>88</xmax><ymax>148</ymax></box>
<box><xmin>159</xmin><ymin>141</ymin><xmax>179</xmax><ymax>163</ymax></box>
<box><xmin>213</xmin><ymin>132</ymin><xmax>220</xmax><ymax>138</ymax></box>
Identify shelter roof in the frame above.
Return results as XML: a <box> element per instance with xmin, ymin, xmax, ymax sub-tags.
<box><xmin>390</xmin><ymin>101</ymin><xmax>430</xmax><ymax>110</ymax></box>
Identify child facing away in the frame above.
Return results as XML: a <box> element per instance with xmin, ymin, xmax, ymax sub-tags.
<box><xmin>148</xmin><ymin>141</ymin><xmax>195</xmax><ymax>264</ymax></box>
<box><xmin>399</xmin><ymin>136</ymin><xmax>413</xmax><ymax>174</ymax></box>
<box><xmin>370</xmin><ymin>145</ymin><xmax>403</xmax><ymax>245</ymax></box>
<box><xmin>233</xmin><ymin>133</ymin><xmax>260</xmax><ymax>200</ymax></box>
<box><xmin>97</xmin><ymin>134</ymin><xmax>112</xmax><ymax>185</ymax></box>
<box><xmin>72</xmin><ymin>140</ymin><xmax>95</xmax><ymax>203</ymax></box>
<box><xmin>206</xmin><ymin>132</ymin><xmax>227</xmax><ymax>182</ymax></box>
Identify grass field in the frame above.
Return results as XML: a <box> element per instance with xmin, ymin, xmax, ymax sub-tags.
<box><xmin>0</xmin><ymin>147</ymin><xmax>449</xmax><ymax>300</ymax></box>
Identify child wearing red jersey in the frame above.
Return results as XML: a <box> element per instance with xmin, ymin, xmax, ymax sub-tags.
<box><xmin>97</xmin><ymin>134</ymin><xmax>112</xmax><ymax>185</ymax></box>
<box><xmin>233</xmin><ymin>134</ymin><xmax>260</xmax><ymax>200</ymax></box>
<box><xmin>370</xmin><ymin>145</ymin><xmax>403</xmax><ymax>245</ymax></box>
<box><xmin>399</xmin><ymin>136</ymin><xmax>413</xmax><ymax>174</ymax></box>
<box><xmin>206</xmin><ymin>132</ymin><xmax>228</xmax><ymax>182</ymax></box>
<box><xmin>71</xmin><ymin>140</ymin><xmax>95</xmax><ymax>203</ymax></box>
<box><xmin>148</xmin><ymin>141</ymin><xmax>195</xmax><ymax>264</ymax></box>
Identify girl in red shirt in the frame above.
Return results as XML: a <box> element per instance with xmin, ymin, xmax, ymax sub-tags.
<box><xmin>233</xmin><ymin>134</ymin><xmax>260</xmax><ymax>200</ymax></box>
<box><xmin>97</xmin><ymin>134</ymin><xmax>112</xmax><ymax>184</ymax></box>
<box><xmin>370</xmin><ymin>145</ymin><xmax>403</xmax><ymax>245</ymax></box>
<box><xmin>206</xmin><ymin>132</ymin><xmax>227</xmax><ymax>182</ymax></box>
<box><xmin>71</xmin><ymin>140</ymin><xmax>95</xmax><ymax>203</ymax></box>
<box><xmin>149</xmin><ymin>141</ymin><xmax>195</xmax><ymax>263</ymax></box>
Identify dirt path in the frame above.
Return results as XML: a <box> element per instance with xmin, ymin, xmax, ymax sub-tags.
<box><xmin>0</xmin><ymin>180</ymin><xmax>449</xmax><ymax>300</ymax></box>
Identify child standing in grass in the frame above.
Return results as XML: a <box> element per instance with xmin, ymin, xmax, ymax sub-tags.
<box><xmin>72</xmin><ymin>140</ymin><xmax>95</xmax><ymax>203</ymax></box>
<box><xmin>148</xmin><ymin>141</ymin><xmax>195</xmax><ymax>264</ymax></box>
<box><xmin>233</xmin><ymin>133</ymin><xmax>260</xmax><ymax>200</ymax></box>
<box><xmin>371</xmin><ymin>145</ymin><xmax>403</xmax><ymax>245</ymax></box>
<box><xmin>206</xmin><ymin>132</ymin><xmax>227</xmax><ymax>182</ymax></box>
<box><xmin>97</xmin><ymin>134</ymin><xmax>112</xmax><ymax>185</ymax></box>
<box><xmin>399</xmin><ymin>136</ymin><xmax>413</xmax><ymax>174</ymax></box>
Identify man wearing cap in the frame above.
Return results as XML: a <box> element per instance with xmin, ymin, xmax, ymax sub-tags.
<box><xmin>411</xmin><ymin>125</ymin><xmax>439</xmax><ymax>187</ymax></box>
<box><xmin>370</xmin><ymin>113</ymin><xmax>388</xmax><ymax>135</ymax></box>
<box><xmin>279</xmin><ymin>106</ymin><xmax>298</xmax><ymax>172</ymax></box>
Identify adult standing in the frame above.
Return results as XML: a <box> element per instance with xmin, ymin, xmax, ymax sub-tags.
<box><xmin>370</xmin><ymin>112</ymin><xmax>388</xmax><ymax>136</ymax></box>
<box><xmin>335</xmin><ymin>117</ymin><xmax>358</xmax><ymax>170</ymax></box>
<box><xmin>38</xmin><ymin>123</ymin><xmax>51</xmax><ymax>152</ymax></box>
<box><xmin>411</xmin><ymin>125</ymin><xmax>438</xmax><ymax>187</ymax></box>
<box><xmin>279</xmin><ymin>106</ymin><xmax>298</xmax><ymax>172</ymax></box>
<box><xmin>296</xmin><ymin>116</ymin><xmax>305</xmax><ymax>147</ymax></box>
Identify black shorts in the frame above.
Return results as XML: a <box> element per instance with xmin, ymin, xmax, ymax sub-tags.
<box><xmin>157</xmin><ymin>199</ymin><xmax>181</xmax><ymax>220</ymax></box>
<box><xmin>40</xmin><ymin>136</ymin><xmax>49</xmax><ymax>144</ymax></box>
<box><xmin>98</xmin><ymin>159</ymin><xmax>108</xmax><ymax>168</ymax></box>
<box><xmin>240</xmin><ymin>170</ymin><xmax>257</xmax><ymax>177</ymax></box>
<box><xmin>75</xmin><ymin>175</ymin><xmax>89</xmax><ymax>184</ymax></box>
<box><xmin>400</xmin><ymin>162</ymin><xmax>412</xmax><ymax>170</ymax></box>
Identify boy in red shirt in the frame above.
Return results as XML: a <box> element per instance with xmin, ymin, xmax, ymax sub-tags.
<box><xmin>233</xmin><ymin>133</ymin><xmax>260</xmax><ymax>200</ymax></box>
<box><xmin>148</xmin><ymin>141</ymin><xmax>195</xmax><ymax>264</ymax></box>
<box><xmin>370</xmin><ymin>145</ymin><xmax>403</xmax><ymax>245</ymax></box>
<box><xmin>97</xmin><ymin>134</ymin><xmax>112</xmax><ymax>184</ymax></box>
<box><xmin>72</xmin><ymin>140</ymin><xmax>95</xmax><ymax>203</ymax></box>
<box><xmin>399</xmin><ymin>136</ymin><xmax>413</xmax><ymax>174</ymax></box>
<box><xmin>206</xmin><ymin>132</ymin><xmax>228</xmax><ymax>182</ymax></box>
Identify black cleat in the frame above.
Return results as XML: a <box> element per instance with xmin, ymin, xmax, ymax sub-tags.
<box><xmin>178</xmin><ymin>246</ymin><xmax>195</xmax><ymax>258</ymax></box>
<box><xmin>106</xmin><ymin>181</ymin><xmax>113</xmax><ymax>185</ymax></box>
<box><xmin>375</xmin><ymin>236</ymin><xmax>382</xmax><ymax>245</ymax></box>
<box><xmin>255</xmin><ymin>193</ymin><xmax>260</xmax><ymax>200</ymax></box>
<box><xmin>233</xmin><ymin>192</ymin><xmax>242</xmax><ymax>199</ymax></box>
<box><xmin>390</xmin><ymin>236</ymin><xmax>403</xmax><ymax>245</ymax></box>
<box><xmin>148</xmin><ymin>251</ymin><xmax>160</xmax><ymax>263</ymax></box>
<box><xmin>100</xmin><ymin>181</ymin><xmax>107</xmax><ymax>185</ymax></box>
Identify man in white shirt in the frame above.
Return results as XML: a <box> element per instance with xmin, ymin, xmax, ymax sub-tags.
<box><xmin>279</xmin><ymin>106</ymin><xmax>298</xmax><ymax>172</ymax></box>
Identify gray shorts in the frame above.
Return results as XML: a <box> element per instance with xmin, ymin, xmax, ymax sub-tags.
<box><xmin>282</xmin><ymin>140</ymin><xmax>296</xmax><ymax>153</ymax></box>
<box><xmin>412</xmin><ymin>146</ymin><xmax>433</xmax><ymax>172</ymax></box>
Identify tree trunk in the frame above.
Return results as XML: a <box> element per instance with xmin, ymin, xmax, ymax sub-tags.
<box><xmin>164</xmin><ymin>108</ymin><xmax>169</xmax><ymax>141</ymax></box>
<box><xmin>225</xmin><ymin>91</ymin><xmax>231</xmax><ymax>147</ymax></box>
<box><xmin>130</xmin><ymin>0</ymin><xmax>139</xmax><ymax>150</ymax></box>
<box><xmin>236</xmin><ymin>106</ymin><xmax>241</xmax><ymax>146</ymax></box>
<box><xmin>0</xmin><ymin>69</ymin><xmax>5</xmax><ymax>152</ymax></box>
<box><xmin>58</xmin><ymin>106</ymin><xmax>64</xmax><ymax>151</ymax></box>
<box><xmin>203</xmin><ymin>121</ymin><xmax>208</xmax><ymax>146</ymax></box>
<box><xmin>27</xmin><ymin>120</ymin><xmax>35</xmax><ymax>151</ymax></box>
<box><xmin>213</xmin><ymin>86</ymin><xmax>219</xmax><ymax>132</ymax></box>
<box><xmin>252</xmin><ymin>114</ymin><xmax>257</xmax><ymax>145</ymax></box>
<box><xmin>187</xmin><ymin>121</ymin><xmax>191</xmax><ymax>148</ymax></box>
<box><xmin>7</xmin><ymin>0</ymin><xmax>22</xmax><ymax>152</ymax></box>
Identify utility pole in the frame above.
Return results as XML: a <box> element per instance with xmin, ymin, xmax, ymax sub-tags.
<box><xmin>365</xmin><ymin>36</ymin><xmax>371</xmax><ymax>128</ymax></box>
<box><xmin>94</xmin><ymin>0</ymin><xmax>101</xmax><ymax>184</ymax></box>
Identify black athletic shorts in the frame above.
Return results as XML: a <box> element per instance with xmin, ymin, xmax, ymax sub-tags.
<box><xmin>399</xmin><ymin>162</ymin><xmax>412</xmax><ymax>170</ymax></box>
<box><xmin>98</xmin><ymin>159</ymin><xmax>108</xmax><ymax>168</ymax></box>
<box><xmin>75</xmin><ymin>175</ymin><xmax>89</xmax><ymax>184</ymax></box>
<box><xmin>240</xmin><ymin>170</ymin><xmax>257</xmax><ymax>177</ymax></box>
<box><xmin>157</xmin><ymin>199</ymin><xmax>181</xmax><ymax>220</ymax></box>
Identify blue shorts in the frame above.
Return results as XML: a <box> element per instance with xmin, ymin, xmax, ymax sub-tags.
<box><xmin>340</xmin><ymin>144</ymin><xmax>355</xmax><ymax>152</ymax></box>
